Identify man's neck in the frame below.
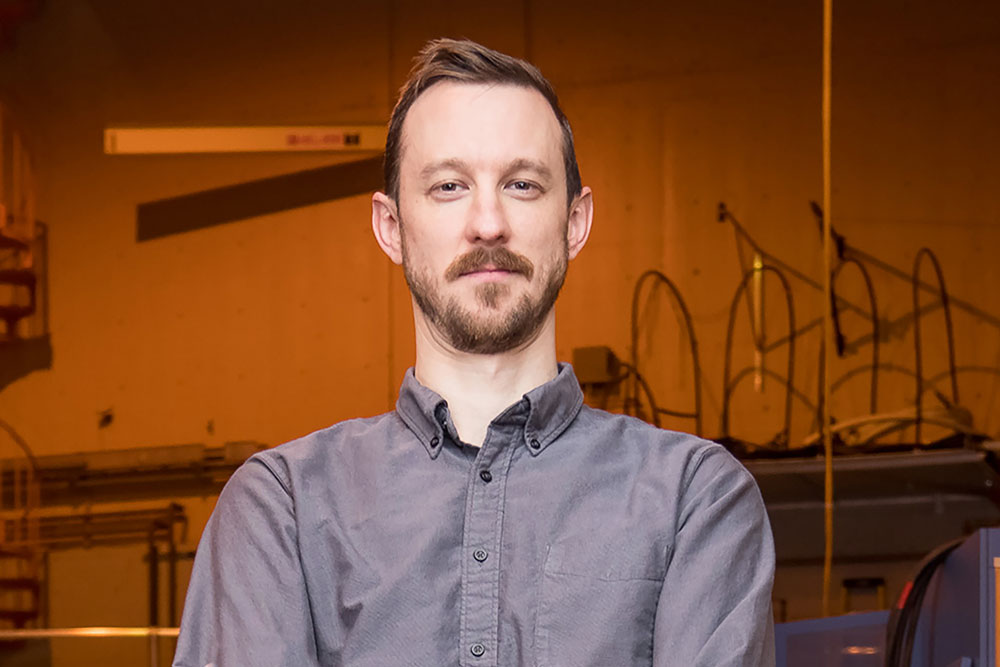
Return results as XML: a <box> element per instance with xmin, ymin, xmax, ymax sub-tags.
<box><xmin>412</xmin><ymin>311</ymin><xmax>559</xmax><ymax>447</ymax></box>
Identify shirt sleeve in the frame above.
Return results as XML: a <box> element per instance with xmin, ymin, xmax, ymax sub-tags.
<box><xmin>653</xmin><ymin>445</ymin><xmax>776</xmax><ymax>667</ymax></box>
<box><xmin>173</xmin><ymin>456</ymin><xmax>320</xmax><ymax>667</ymax></box>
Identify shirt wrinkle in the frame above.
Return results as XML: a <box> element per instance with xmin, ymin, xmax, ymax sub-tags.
<box><xmin>250</xmin><ymin>455</ymin><xmax>293</xmax><ymax>497</ymax></box>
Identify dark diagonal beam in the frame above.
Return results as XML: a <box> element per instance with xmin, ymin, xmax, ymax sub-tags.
<box><xmin>136</xmin><ymin>155</ymin><xmax>383</xmax><ymax>242</ymax></box>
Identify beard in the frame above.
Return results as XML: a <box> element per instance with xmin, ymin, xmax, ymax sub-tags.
<box><xmin>400</xmin><ymin>228</ymin><xmax>568</xmax><ymax>355</ymax></box>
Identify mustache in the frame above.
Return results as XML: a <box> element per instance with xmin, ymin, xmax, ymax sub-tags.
<box><xmin>445</xmin><ymin>247</ymin><xmax>535</xmax><ymax>282</ymax></box>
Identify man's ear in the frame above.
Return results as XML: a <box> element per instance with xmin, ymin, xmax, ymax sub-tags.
<box><xmin>566</xmin><ymin>186</ymin><xmax>593</xmax><ymax>260</ymax></box>
<box><xmin>372</xmin><ymin>191</ymin><xmax>403</xmax><ymax>265</ymax></box>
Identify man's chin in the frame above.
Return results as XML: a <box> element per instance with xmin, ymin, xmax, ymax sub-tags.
<box><xmin>432</xmin><ymin>305</ymin><xmax>536</xmax><ymax>355</ymax></box>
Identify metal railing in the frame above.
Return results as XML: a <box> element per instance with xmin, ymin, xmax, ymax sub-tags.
<box><xmin>0</xmin><ymin>626</ymin><xmax>180</xmax><ymax>667</ymax></box>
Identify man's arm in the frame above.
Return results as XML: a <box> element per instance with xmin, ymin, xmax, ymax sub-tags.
<box><xmin>173</xmin><ymin>457</ymin><xmax>320</xmax><ymax>667</ymax></box>
<box><xmin>653</xmin><ymin>445</ymin><xmax>776</xmax><ymax>667</ymax></box>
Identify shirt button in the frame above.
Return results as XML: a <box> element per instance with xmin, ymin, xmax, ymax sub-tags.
<box><xmin>479</xmin><ymin>469</ymin><xmax>493</xmax><ymax>483</ymax></box>
<box><xmin>473</xmin><ymin>549</ymin><xmax>488</xmax><ymax>562</ymax></box>
<box><xmin>430</xmin><ymin>436</ymin><xmax>439</xmax><ymax>448</ymax></box>
<box><xmin>470</xmin><ymin>643</ymin><xmax>486</xmax><ymax>657</ymax></box>
<box><xmin>529</xmin><ymin>437</ymin><xmax>541</xmax><ymax>449</ymax></box>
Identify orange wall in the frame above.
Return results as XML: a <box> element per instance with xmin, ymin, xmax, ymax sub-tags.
<box><xmin>0</xmin><ymin>0</ymin><xmax>997</xmax><ymax>636</ymax></box>
<box><xmin>1</xmin><ymin>1</ymin><xmax>997</xmax><ymax>455</ymax></box>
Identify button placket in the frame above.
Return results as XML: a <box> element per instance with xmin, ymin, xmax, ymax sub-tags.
<box><xmin>459</xmin><ymin>427</ymin><xmax>517</xmax><ymax>666</ymax></box>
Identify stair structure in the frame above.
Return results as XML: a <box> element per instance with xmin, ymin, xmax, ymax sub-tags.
<box><xmin>0</xmin><ymin>452</ymin><xmax>42</xmax><ymax>628</ymax></box>
<box><xmin>0</xmin><ymin>102</ymin><xmax>51</xmax><ymax>391</ymax></box>
<box><xmin>0</xmin><ymin>239</ymin><xmax>37</xmax><ymax>338</ymax></box>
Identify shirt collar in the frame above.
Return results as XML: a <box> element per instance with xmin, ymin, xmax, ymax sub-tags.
<box><xmin>395</xmin><ymin>363</ymin><xmax>584</xmax><ymax>459</ymax></box>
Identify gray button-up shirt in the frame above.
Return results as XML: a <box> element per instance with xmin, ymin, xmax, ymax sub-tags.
<box><xmin>174</xmin><ymin>364</ymin><xmax>775</xmax><ymax>666</ymax></box>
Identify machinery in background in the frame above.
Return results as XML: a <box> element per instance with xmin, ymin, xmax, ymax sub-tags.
<box><xmin>604</xmin><ymin>202</ymin><xmax>1000</xmax><ymax>617</ymax></box>
<box><xmin>0</xmin><ymin>420</ymin><xmax>40</xmax><ymax>629</ymax></box>
<box><xmin>0</xmin><ymin>102</ymin><xmax>51</xmax><ymax>390</ymax></box>
<box><xmin>776</xmin><ymin>527</ymin><xmax>1000</xmax><ymax>666</ymax></box>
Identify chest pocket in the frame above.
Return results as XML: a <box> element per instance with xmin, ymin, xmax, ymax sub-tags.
<box><xmin>535</xmin><ymin>536</ymin><xmax>669</xmax><ymax>667</ymax></box>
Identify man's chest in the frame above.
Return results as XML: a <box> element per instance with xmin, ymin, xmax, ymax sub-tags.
<box><xmin>293</xmin><ymin>450</ymin><xmax>676</xmax><ymax>666</ymax></box>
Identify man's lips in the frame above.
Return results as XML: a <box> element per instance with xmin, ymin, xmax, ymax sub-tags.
<box><xmin>460</xmin><ymin>267</ymin><xmax>518</xmax><ymax>280</ymax></box>
<box><xmin>462</xmin><ymin>265</ymin><xmax>513</xmax><ymax>274</ymax></box>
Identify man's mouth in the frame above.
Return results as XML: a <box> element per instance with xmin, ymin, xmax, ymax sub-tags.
<box><xmin>461</xmin><ymin>266</ymin><xmax>516</xmax><ymax>280</ymax></box>
<box><xmin>445</xmin><ymin>248</ymin><xmax>535</xmax><ymax>282</ymax></box>
<box><xmin>462</xmin><ymin>265</ymin><xmax>514</xmax><ymax>276</ymax></box>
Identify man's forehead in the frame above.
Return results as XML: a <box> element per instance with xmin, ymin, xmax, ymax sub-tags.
<box><xmin>399</xmin><ymin>81</ymin><xmax>564</xmax><ymax>171</ymax></box>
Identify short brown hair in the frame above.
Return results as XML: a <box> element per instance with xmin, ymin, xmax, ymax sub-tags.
<box><xmin>383</xmin><ymin>38</ymin><xmax>581</xmax><ymax>206</ymax></box>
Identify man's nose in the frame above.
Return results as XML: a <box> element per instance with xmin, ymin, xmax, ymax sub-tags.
<box><xmin>465</xmin><ymin>189</ymin><xmax>510</xmax><ymax>245</ymax></box>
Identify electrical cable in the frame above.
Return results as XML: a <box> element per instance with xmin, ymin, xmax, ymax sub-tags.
<box><xmin>831</xmin><ymin>257</ymin><xmax>880</xmax><ymax>415</ymax></box>
<box><xmin>800</xmin><ymin>406</ymin><xmax>987</xmax><ymax>448</ymax></box>
<box><xmin>912</xmin><ymin>247</ymin><xmax>959</xmax><ymax>445</ymax></box>
<box><xmin>618</xmin><ymin>361</ymin><xmax>663</xmax><ymax>428</ymax></box>
<box><xmin>721</xmin><ymin>265</ymin><xmax>796</xmax><ymax>447</ymax></box>
<box><xmin>830</xmin><ymin>364</ymin><xmax>1000</xmax><ymax>406</ymax></box>
<box><xmin>629</xmin><ymin>270</ymin><xmax>703</xmax><ymax>435</ymax></box>
<box><xmin>810</xmin><ymin>256</ymin><xmax>882</xmax><ymax>437</ymax></box>
<box><xmin>717</xmin><ymin>202</ymin><xmax>872</xmax><ymax>323</ymax></box>
<box><xmin>731</xmin><ymin>222</ymin><xmax>759</xmax><ymax>339</ymax></box>
<box><xmin>728</xmin><ymin>366</ymin><xmax>818</xmax><ymax>418</ymax></box>
<box><xmin>845</xmin><ymin>235</ymin><xmax>1000</xmax><ymax>330</ymax></box>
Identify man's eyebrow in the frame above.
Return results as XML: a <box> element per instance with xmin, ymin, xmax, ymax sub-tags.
<box><xmin>503</xmin><ymin>158</ymin><xmax>553</xmax><ymax>181</ymax></box>
<box><xmin>419</xmin><ymin>158</ymin><xmax>470</xmax><ymax>179</ymax></box>
<box><xmin>418</xmin><ymin>158</ymin><xmax>554</xmax><ymax>180</ymax></box>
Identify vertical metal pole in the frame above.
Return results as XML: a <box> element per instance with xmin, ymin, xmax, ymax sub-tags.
<box><xmin>149</xmin><ymin>533</ymin><xmax>160</xmax><ymax>667</ymax></box>
<box><xmin>752</xmin><ymin>253</ymin><xmax>765</xmax><ymax>392</ymax></box>
<box><xmin>821</xmin><ymin>0</ymin><xmax>836</xmax><ymax>617</ymax></box>
<box><xmin>148</xmin><ymin>534</ymin><xmax>159</xmax><ymax>626</ymax></box>
<box><xmin>168</xmin><ymin>511</ymin><xmax>178</xmax><ymax>626</ymax></box>
<box><xmin>150</xmin><ymin>629</ymin><xmax>159</xmax><ymax>667</ymax></box>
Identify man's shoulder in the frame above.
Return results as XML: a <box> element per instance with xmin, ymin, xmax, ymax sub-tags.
<box><xmin>573</xmin><ymin>405</ymin><xmax>751</xmax><ymax>479</ymax></box>
<box><xmin>576</xmin><ymin>405</ymin><xmax>723</xmax><ymax>453</ymax></box>
<box><xmin>247</xmin><ymin>410</ymin><xmax>403</xmax><ymax>477</ymax></box>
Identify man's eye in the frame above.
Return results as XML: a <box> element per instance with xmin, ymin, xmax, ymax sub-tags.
<box><xmin>509</xmin><ymin>180</ymin><xmax>539</xmax><ymax>193</ymax></box>
<box><xmin>439</xmin><ymin>182</ymin><xmax>458</xmax><ymax>192</ymax></box>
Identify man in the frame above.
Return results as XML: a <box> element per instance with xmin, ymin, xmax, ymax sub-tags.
<box><xmin>174</xmin><ymin>38</ymin><xmax>774</xmax><ymax>667</ymax></box>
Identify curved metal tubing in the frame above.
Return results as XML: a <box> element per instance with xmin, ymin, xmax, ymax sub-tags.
<box><xmin>629</xmin><ymin>270</ymin><xmax>703</xmax><ymax>435</ymax></box>
<box><xmin>831</xmin><ymin>257</ymin><xmax>880</xmax><ymax>415</ymax></box>
<box><xmin>912</xmin><ymin>247</ymin><xmax>959</xmax><ymax>444</ymax></box>
<box><xmin>729</xmin><ymin>366</ymin><xmax>818</xmax><ymax>417</ymax></box>
<box><xmin>721</xmin><ymin>266</ymin><xmax>796</xmax><ymax>446</ymax></box>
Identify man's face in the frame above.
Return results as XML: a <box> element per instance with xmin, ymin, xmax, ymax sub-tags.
<box><xmin>392</xmin><ymin>82</ymin><xmax>578</xmax><ymax>354</ymax></box>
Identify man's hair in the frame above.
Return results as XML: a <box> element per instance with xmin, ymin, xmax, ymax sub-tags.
<box><xmin>384</xmin><ymin>38</ymin><xmax>582</xmax><ymax>206</ymax></box>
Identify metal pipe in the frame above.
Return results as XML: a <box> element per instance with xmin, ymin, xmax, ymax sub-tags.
<box><xmin>629</xmin><ymin>270</ymin><xmax>703</xmax><ymax>435</ymax></box>
<box><xmin>721</xmin><ymin>265</ymin><xmax>796</xmax><ymax>446</ymax></box>
<box><xmin>168</xmin><ymin>508</ymin><xmax>178</xmax><ymax>626</ymax></box>
<box><xmin>148</xmin><ymin>532</ymin><xmax>159</xmax><ymax>627</ymax></box>
<box><xmin>912</xmin><ymin>247</ymin><xmax>959</xmax><ymax>445</ymax></box>
<box><xmin>0</xmin><ymin>627</ymin><xmax>180</xmax><ymax>639</ymax></box>
<box><xmin>831</xmin><ymin>257</ymin><xmax>880</xmax><ymax>415</ymax></box>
